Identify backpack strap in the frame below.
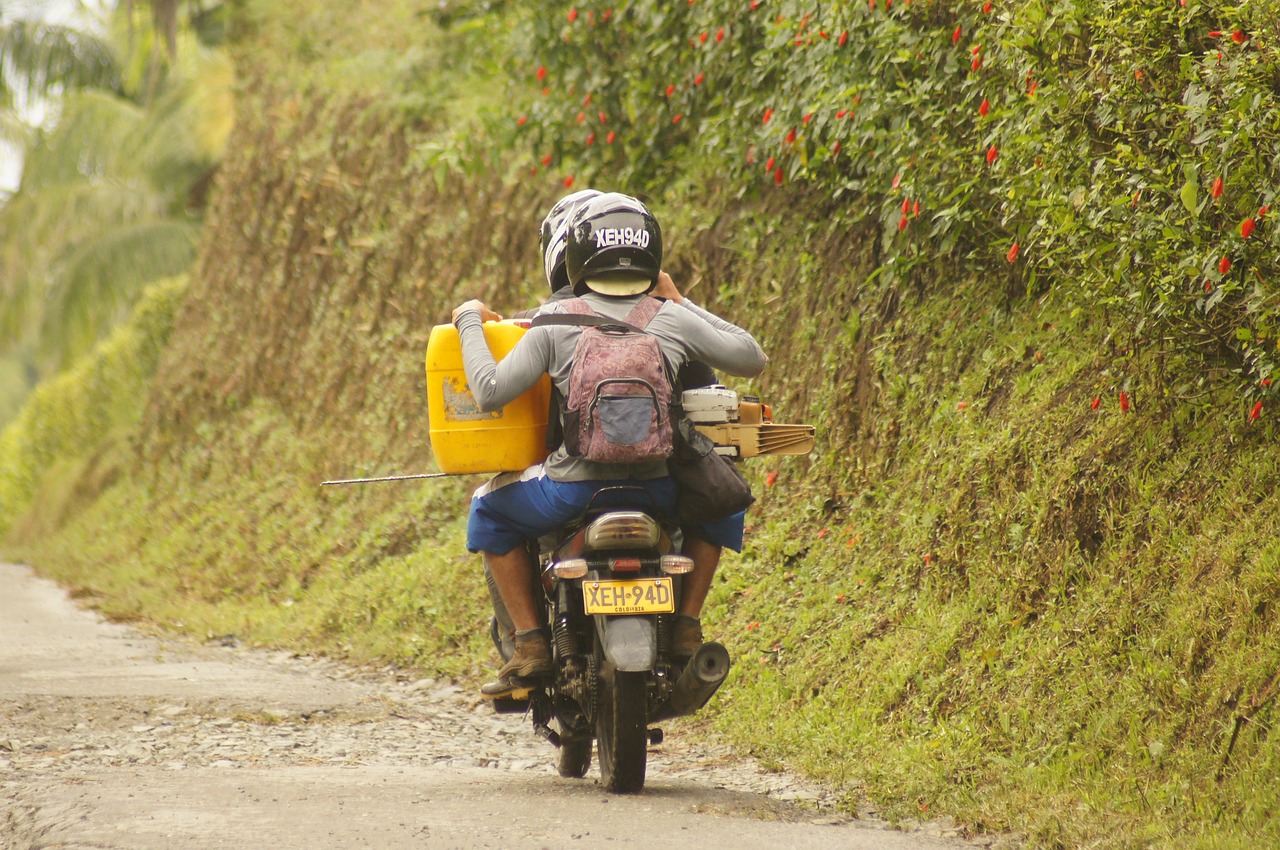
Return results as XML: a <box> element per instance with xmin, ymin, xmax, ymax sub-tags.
<box><xmin>529</xmin><ymin>296</ymin><xmax>657</xmax><ymax>335</ymax></box>
<box><xmin>622</xmin><ymin>296</ymin><xmax>663</xmax><ymax>330</ymax></box>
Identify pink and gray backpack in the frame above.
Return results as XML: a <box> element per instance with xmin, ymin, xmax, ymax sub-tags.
<box><xmin>533</xmin><ymin>297</ymin><xmax>675</xmax><ymax>464</ymax></box>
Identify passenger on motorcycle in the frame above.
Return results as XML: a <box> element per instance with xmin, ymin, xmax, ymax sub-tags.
<box><xmin>451</xmin><ymin>193</ymin><xmax>767</xmax><ymax>694</ymax></box>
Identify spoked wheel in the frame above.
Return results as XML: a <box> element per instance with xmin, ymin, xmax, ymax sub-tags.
<box><xmin>595</xmin><ymin>661</ymin><xmax>649</xmax><ymax>793</ymax></box>
<box><xmin>557</xmin><ymin>719</ymin><xmax>592</xmax><ymax>779</ymax></box>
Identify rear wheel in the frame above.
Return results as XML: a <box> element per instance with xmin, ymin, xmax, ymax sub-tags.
<box><xmin>595</xmin><ymin>663</ymin><xmax>648</xmax><ymax>793</ymax></box>
<box><xmin>557</xmin><ymin>720</ymin><xmax>592</xmax><ymax>778</ymax></box>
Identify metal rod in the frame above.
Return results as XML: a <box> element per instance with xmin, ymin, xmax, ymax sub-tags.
<box><xmin>321</xmin><ymin>472</ymin><xmax>456</xmax><ymax>486</ymax></box>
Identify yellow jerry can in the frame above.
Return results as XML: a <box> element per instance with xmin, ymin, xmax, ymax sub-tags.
<box><xmin>425</xmin><ymin>320</ymin><xmax>551</xmax><ymax>474</ymax></box>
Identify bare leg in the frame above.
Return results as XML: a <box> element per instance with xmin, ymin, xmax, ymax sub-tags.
<box><xmin>484</xmin><ymin>547</ymin><xmax>541</xmax><ymax>632</ymax></box>
<box><xmin>679</xmin><ymin>536</ymin><xmax>721</xmax><ymax>618</ymax></box>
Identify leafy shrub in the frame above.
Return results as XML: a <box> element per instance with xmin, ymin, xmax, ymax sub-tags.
<box><xmin>0</xmin><ymin>277</ymin><xmax>186</xmax><ymax>539</ymax></box>
<box><xmin>504</xmin><ymin>0</ymin><xmax>1279</xmax><ymax>406</ymax></box>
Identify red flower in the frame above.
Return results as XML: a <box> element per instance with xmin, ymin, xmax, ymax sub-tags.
<box><xmin>952</xmin><ymin>24</ymin><xmax>962</xmax><ymax>43</ymax></box>
<box><xmin>1204</xmin><ymin>280</ymin><xmax>1213</xmax><ymax>293</ymax></box>
<box><xmin>665</xmin><ymin>83</ymin><xmax>675</xmax><ymax>97</ymax></box>
<box><xmin>891</xmin><ymin>173</ymin><xmax>901</xmax><ymax>189</ymax></box>
<box><xmin>563</xmin><ymin>175</ymin><xmax>575</xmax><ymax>188</ymax></box>
<box><xmin>774</xmin><ymin>167</ymin><xmax>784</xmax><ymax>185</ymax></box>
<box><xmin>1242</xmin><ymin>218</ymin><xmax>1256</xmax><ymax>239</ymax></box>
<box><xmin>913</xmin><ymin>200</ymin><xmax>920</xmax><ymax>216</ymax></box>
<box><xmin>971</xmin><ymin>44</ymin><xmax>981</xmax><ymax>54</ymax></box>
<box><xmin>898</xmin><ymin>214</ymin><xmax>909</xmax><ymax>231</ymax></box>
<box><xmin>971</xmin><ymin>54</ymin><xmax>982</xmax><ymax>71</ymax></box>
<box><xmin>765</xmin><ymin>156</ymin><xmax>775</xmax><ymax>171</ymax></box>
<box><xmin>568</xmin><ymin>7</ymin><xmax>578</xmax><ymax>22</ymax></box>
<box><xmin>832</xmin><ymin>141</ymin><xmax>842</xmax><ymax>155</ymax></box>
<box><xmin>1006</xmin><ymin>242</ymin><xmax>1019</xmax><ymax>263</ymax></box>
<box><xmin>1260</xmin><ymin>206</ymin><xmax>1272</xmax><ymax>217</ymax></box>
<box><xmin>517</xmin><ymin>115</ymin><xmax>528</xmax><ymax>126</ymax></box>
<box><xmin>1211</xmin><ymin>176</ymin><xmax>1224</xmax><ymax>199</ymax></box>
<box><xmin>694</xmin><ymin>72</ymin><xmax>704</xmax><ymax>86</ymax></box>
<box><xmin>803</xmin><ymin>113</ymin><xmax>813</xmax><ymax>124</ymax></box>
<box><xmin>766</xmin><ymin>471</ymin><xmax>778</xmax><ymax>487</ymax></box>
<box><xmin>1232</xmin><ymin>30</ymin><xmax>1246</xmax><ymax>44</ymax></box>
<box><xmin>836</xmin><ymin>109</ymin><xmax>847</xmax><ymax>119</ymax></box>
<box><xmin>1251</xmin><ymin>401</ymin><xmax>1263</xmax><ymax>421</ymax></box>
<box><xmin>672</xmin><ymin>113</ymin><xmax>682</xmax><ymax>124</ymax></box>
<box><xmin>700</xmin><ymin>31</ymin><xmax>709</xmax><ymax>43</ymax></box>
<box><xmin>1209</xmin><ymin>30</ymin><xmax>1222</xmax><ymax>37</ymax></box>
<box><xmin>716</xmin><ymin>27</ymin><xmax>725</xmax><ymax>42</ymax></box>
<box><xmin>762</xmin><ymin>107</ymin><xmax>774</xmax><ymax>124</ymax></box>
<box><xmin>901</xmin><ymin>198</ymin><xmax>910</xmax><ymax>214</ymax></box>
<box><xmin>541</xmin><ymin>153</ymin><xmax>552</xmax><ymax>166</ymax></box>
<box><xmin>983</xmin><ymin>0</ymin><xmax>992</xmax><ymax>13</ymax></box>
<box><xmin>986</xmin><ymin>145</ymin><xmax>999</xmax><ymax>164</ymax></box>
<box><xmin>786</xmin><ymin>127</ymin><xmax>797</xmax><ymax>144</ymax></box>
<box><xmin>536</xmin><ymin>65</ymin><xmax>547</xmax><ymax>81</ymax></box>
<box><xmin>750</xmin><ymin>0</ymin><xmax>761</xmax><ymax>8</ymax></box>
<box><xmin>1119</xmin><ymin>391</ymin><xmax>1130</xmax><ymax>412</ymax></box>
<box><xmin>1219</xmin><ymin>256</ymin><xmax>1232</xmax><ymax>274</ymax></box>
<box><xmin>1262</xmin><ymin>378</ymin><xmax>1273</xmax><ymax>388</ymax></box>
<box><xmin>1028</xmin><ymin>80</ymin><xmax>1038</xmax><ymax>96</ymax></box>
<box><xmin>839</xmin><ymin>30</ymin><xmax>849</xmax><ymax>47</ymax></box>
<box><xmin>582</xmin><ymin>93</ymin><xmax>592</xmax><ymax>106</ymax></box>
<box><xmin>576</xmin><ymin>111</ymin><xmax>586</xmax><ymax>123</ymax></box>
<box><xmin>979</xmin><ymin>98</ymin><xmax>990</xmax><ymax>116</ymax></box>
<box><xmin>585</xmin><ymin>132</ymin><xmax>595</xmax><ymax>145</ymax></box>
<box><xmin>606</xmin><ymin>130</ymin><xmax>616</xmax><ymax>144</ymax></box>
<box><xmin>1091</xmin><ymin>396</ymin><xmax>1101</xmax><ymax>410</ymax></box>
<box><xmin>598</xmin><ymin>111</ymin><xmax>608</xmax><ymax>123</ymax></box>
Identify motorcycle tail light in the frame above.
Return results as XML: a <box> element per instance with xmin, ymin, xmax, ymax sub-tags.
<box><xmin>584</xmin><ymin>512</ymin><xmax>660</xmax><ymax>549</ymax></box>
<box><xmin>553</xmin><ymin>558</ymin><xmax>589</xmax><ymax>579</ymax></box>
<box><xmin>610</xmin><ymin>557</ymin><xmax>642</xmax><ymax>573</ymax></box>
<box><xmin>660</xmin><ymin>555</ymin><xmax>694</xmax><ymax>575</ymax></box>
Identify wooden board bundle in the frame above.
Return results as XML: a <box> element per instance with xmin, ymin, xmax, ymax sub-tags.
<box><xmin>695</xmin><ymin>423</ymin><xmax>816</xmax><ymax>458</ymax></box>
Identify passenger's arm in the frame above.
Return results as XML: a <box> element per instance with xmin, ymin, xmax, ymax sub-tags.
<box><xmin>453</xmin><ymin>306</ymin><xmax>551</xmax><ymax>412</ymax></box>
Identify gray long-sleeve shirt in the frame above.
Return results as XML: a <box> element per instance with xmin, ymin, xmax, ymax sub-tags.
<box><xmin>455</xmin><ymin>292</ymin><xmax>766</xmax><ymax>482</ymax></box>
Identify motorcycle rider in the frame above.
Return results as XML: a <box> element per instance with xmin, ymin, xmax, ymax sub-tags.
<box><xmin>451</xmin><ymin>193</ymin><xmax>766</xmax><ymax>694</ymax></box>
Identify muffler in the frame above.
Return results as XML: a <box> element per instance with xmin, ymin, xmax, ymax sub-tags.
<box><xmin>651</xmin><ymin>641</ymin><xmax>731</xmax><ymax>721</ymax></box>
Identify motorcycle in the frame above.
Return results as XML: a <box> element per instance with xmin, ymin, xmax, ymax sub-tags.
<box><xmin>487</xmin><ymin>486</ymin><xmax>732</xmax><ymax>793</ymax></box>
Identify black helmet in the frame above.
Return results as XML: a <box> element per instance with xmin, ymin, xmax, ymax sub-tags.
<box><xmin>540</xmin><ymin>189</ymin><xmax>602</xmax><ymax>292</ymax></box>
<box><xmin>565</xmin><ymin>193</ymin><xmax>663</xmax><ymax>296</ymax></box>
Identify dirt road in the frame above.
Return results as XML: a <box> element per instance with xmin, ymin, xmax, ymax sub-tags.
<box><xmin>0</xmin><ymin>562</ymin><xmax>990</xmax><ymax>850</ymax></box>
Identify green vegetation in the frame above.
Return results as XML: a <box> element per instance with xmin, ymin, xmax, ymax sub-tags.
<box><xmin>3</xmin><ymin>1</ymin><xmax>1279</xmax><ymax>848</ymax></box>
<box><xmin>0</xmin><ymin>0</ymin><xmax>231</xmax><ymax>398</ymax></box>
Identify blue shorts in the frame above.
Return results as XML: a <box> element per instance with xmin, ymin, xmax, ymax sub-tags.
<box><xmin>466</xmin><ymin>471</ymin><xmax>746</xmax><ymax>554</ymax></box>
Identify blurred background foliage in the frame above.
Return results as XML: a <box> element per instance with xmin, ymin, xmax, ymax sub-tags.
<box><xmin>0</xmin><ymin>0</ymin><xmax>231</xmax><ymax>423</ymax></box>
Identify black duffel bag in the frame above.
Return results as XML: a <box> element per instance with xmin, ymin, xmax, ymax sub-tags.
<box><xmin>667</xmin><ymin>417</ymin><xmax>755</xmax><ymax>525</ymax></box>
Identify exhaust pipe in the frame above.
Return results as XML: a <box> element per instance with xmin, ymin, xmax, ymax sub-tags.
<box><xmin>652</xmin><ymin>641</ymin><xmax>731</xmax><ymax>721</ymax></box>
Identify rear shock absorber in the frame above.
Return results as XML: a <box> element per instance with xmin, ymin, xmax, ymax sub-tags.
<box><xmin>553</xmin><ymin>582</ymin><xmax>580</xmax><ymax>658</ymax></box>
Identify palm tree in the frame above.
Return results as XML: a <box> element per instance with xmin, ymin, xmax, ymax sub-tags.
<box><xmin>0</xmin><ymin>1</ymin><xmax>231</xmax><ymax>376</ymax></box>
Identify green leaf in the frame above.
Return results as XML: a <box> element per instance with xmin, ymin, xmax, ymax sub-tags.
<box><xmin>1179</xmin><ymin>180</ymin><xmax>1198</xmax><ymax>216</ymax></box>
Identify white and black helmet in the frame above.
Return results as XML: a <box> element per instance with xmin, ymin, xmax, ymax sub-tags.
<box><xmin>565</xmin><ymin>193</ymin><xmax>663</xmax><ymax>297</ymax></box>
<box><xmin>539</xmin><ymin>189</ymin><xmax>602</xmax><ymax>293</ymax></box>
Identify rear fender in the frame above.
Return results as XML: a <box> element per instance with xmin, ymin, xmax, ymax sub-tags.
<box><xmin>595</xmin><ymin>615</ymin><xmax>656</xmax><ymax>672</ymax></box>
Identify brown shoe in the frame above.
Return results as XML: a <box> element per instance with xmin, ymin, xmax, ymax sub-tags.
<box><xmin>671</xmin><ymin>615</ymin><xmax>703</xmax><ymax>658</ymax></box>
<box><xmin>480</xmin><ymin>678</ymin><xmax>533</xmax><ymax>700</ymax></box>
<box><xmin>496</xmin><ymin>630</ymin><xmax>552</xmax><ymax>681</ymax></box>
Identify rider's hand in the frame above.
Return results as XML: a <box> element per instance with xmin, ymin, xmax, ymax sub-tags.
<box><xmin>452</xmin><ymin>299</ymin><xmax>503</xmax><ymax>324</ymax></box>
<box><xmin>651</xmin><ymin>271</ymin><xmax>684</xmax><ymax>304</ymax></box>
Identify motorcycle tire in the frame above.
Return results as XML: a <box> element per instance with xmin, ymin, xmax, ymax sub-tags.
<box><xmin>595</xmin><ymin>664</ymin><xmax>648</xmax><ymax>793</ymax></box>
<box><xmin>557</xmin><ymin>722</ymin><xmax>592</xmax><ymax>779</ymax></box>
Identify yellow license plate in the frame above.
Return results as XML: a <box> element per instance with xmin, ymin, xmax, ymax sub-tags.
<box><xmin>583</xmin><ymin>578</ymin><xmax>675</xmax><ymax>615</ymax></box>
